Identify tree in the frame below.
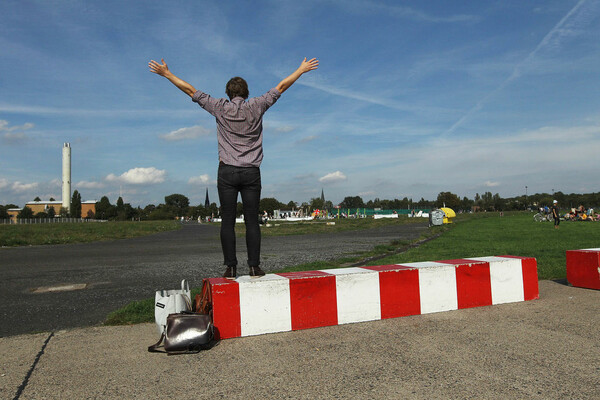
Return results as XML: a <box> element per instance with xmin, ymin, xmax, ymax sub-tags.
<box><xmin>259</xmin><ymin>197</ymin><xmax>284</xmax><ymax>215</ymax></box>
<box><xmin>436</xmin><ymin>192</ymin><xmax>461</xmax><ymax>210</ymax></box>
<box><xmin>0</xmin><ymin>205</ymin><xmax>8</xmax><ymax>219</ymax></box>
<box><xmin>71</xmin><ymin>190</ymin><xmax>82</xmax><ymax>218</ymax></box>
<box><xmin>310</xmin><ymin>197</ymin><xmax>325</xmax><ymax>210</ymax></box>
<box><xmin>165</xmin><ymin>194</ymin><xmax>189</xmax><ymax>217</ymax></box>
<box><xmin>34</xmin><ymin>196</ymin><xmax>41</xmax><ymax>202</ymax></box>
<box><xmin>96</xmin><ymin>196</ymin><xmax>116</xmax><ymax>220</ymax></box>
<box><xmin>18</xmin><ymin>206</ymin><xmax>34</xmax><ymax>219</ymax></box>
<box><xmin>492</xmin><ymin>193</ymin><xmax>505</xmax><ymax>211</ymax></box>
<box><xmin>461</xmin><ymin>196</ymin><xmax>474</xmax><ymax>212</ymax></box>
<box><xmin>286</xmin><ymin>200</ymin><xmax>297</xmax><ymax>209</ymax></box>
<box><xmin>116</xmin><ymin>196</ymin><xmax>124</xmax><ymax>211</ymax></box>
<box><xmin>340</xmin><ymin>196</ymin><xmax>365</xmax><ymax>209</ymax></box>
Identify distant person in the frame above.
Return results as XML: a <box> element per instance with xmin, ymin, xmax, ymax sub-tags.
<box><xmin>149</xmin><ymin>57</ymin><xmax>319</xmax><ymax>279</ymax></box>
<box><xmin>552</xmin><ymin>200</ymin><xmax>560</xmax><ymax>229</ymax></box>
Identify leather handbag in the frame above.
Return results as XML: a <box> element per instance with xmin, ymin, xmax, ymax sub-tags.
<box><xmin>148</xmin><ymin>311</ymin><xmax>214</xmax><ymax>355</ymax></box>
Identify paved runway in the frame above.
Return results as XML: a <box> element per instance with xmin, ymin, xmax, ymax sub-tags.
<box><xmin>0</xmin><ymin>222</ymin><xmax>428</xmax><ymax>337</ymax></box>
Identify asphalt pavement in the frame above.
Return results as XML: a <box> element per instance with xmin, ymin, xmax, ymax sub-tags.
<box><xmin>0</xmin><ymin>222</ymin><xmax>428</xmax><ymax>337</ymax></box>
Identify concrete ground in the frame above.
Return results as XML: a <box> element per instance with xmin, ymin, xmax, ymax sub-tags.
<box><xmin>2</xmin><ymin>280</ymin><xmax>598</xmax><ymax>399</ymax></box>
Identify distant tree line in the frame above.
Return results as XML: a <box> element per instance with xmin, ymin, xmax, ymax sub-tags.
<box><xmin>2</xmin><ymin>190</ymin><xmax>600</xmax><ymax>222</ymax></box>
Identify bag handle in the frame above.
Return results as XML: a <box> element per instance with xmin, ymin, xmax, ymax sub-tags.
<box><xmin>181</xmin><ymin>279</ymin><xmax>189</xmax><ymax>292</ymax></box>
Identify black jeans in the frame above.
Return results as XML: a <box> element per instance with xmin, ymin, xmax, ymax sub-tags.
<box><xmin>217</xmin><ymin>163</ymin><xmax>261</xmax><ymax>268</ymax></box>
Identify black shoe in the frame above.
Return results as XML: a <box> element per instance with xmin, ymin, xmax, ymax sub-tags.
<box><xmin>249</xmin><ymin>266</ymin><xmax>266</xmax><ymax>278</ymax></box>
<box><xmin>223</xmin><ymin>266</ymin><xmax>237</xmax><ymax>280</ymax></box>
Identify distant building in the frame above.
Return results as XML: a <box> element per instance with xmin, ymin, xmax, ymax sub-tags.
<box><xmin>81</xmin><ymin>201</ymin><xmax>97</xmax><ymax>218</ymax></box>
<box><xmin>7</xmin><ymin>208</ymin><xmax>20</xmax><ymax>224</ymax></box>
<box><xmin>26</xmin><ymin>200</ymin><xmax>63</xmax><ymax>215</ymax></box>
<box><xmin>6</xmin><ymin>200</ymin><xmax>97</xmax><ymax>222</ymax></box>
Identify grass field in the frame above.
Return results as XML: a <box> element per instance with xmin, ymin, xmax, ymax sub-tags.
<box><xmin>0</xmin><ymin>220</ymin><xmax>181</xmax><ymax>246</ymax></box>
<box><xmin>369</xmin><ymin>212</ymin><xmax>600</xmax><ymax>280</ymax></box>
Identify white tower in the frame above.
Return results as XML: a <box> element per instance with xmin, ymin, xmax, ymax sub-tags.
<box><xmin>62</xmin><ymin>143</ymin><xmax>71</xmax><ymax>212</ymax></box>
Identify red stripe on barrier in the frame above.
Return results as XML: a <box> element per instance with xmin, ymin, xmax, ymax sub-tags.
<box><xmin>456</xmin><ymin>262</ymin><xmax>492</xmax><ymax>309</ymax></box>
<box><xmin>566</xmin><ymin>251</ymin><xmax>600</xmax><ymax>290</ymax></box>
<box><xmin>501</xmin><ymin>255</ymin><xmax>540</xmax><ymax>299</ymax></box>
<box><xmin>363</xmin><ymin>265</ymin><xmax>421</xmax><ymax>318</ymax></box>
<box><xmin>207</xmin><ymin>278</ymin><xmax>241</xmax><ymax>340</ymax></box>
<box><xmin>440</xmin><ymin>259</ymin><xmax>493</xmax><ymax>308</ymax></box>
<box><xmin>278</xmin><ymin>271</ymin><xmax>338</xmax><ymax>330</ymax></box>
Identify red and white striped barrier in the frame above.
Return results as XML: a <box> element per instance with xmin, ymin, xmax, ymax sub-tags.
<box><xmin>204</xmin><ymin>256</ymin><xmax>539</xmax><ymax>340</ymax></box>
<box><xmin>566</xmin><ymin>248</ymin><xmax>600</xmax><ymax>290</ymax></box>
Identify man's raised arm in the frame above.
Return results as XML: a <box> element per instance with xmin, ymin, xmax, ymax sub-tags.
<box><xmin>148</xmin><ymin>58</ymin><xmax>197</xmax><ymax>97</ymax></box>
<box><xmin>276</xmin><ymin>57</ymin><xmax>319</xmax><ymax>94</ymax></box>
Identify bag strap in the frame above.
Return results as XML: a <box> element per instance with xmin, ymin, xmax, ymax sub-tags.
<box><xmin>195</xmin><ymin>279</ymin><xmax>212</xmax><ymax>314</ymax></box>
<box><xmin>147</xmin><ymin>333</ymin><xmax>166</xmax><ymax>353</ymax></box>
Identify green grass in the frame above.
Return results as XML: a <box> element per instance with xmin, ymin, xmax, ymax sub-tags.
<box><xmin>274</xmin><ymin>224</ymin><xmax>449</xmax><ymax>273</ymax></box>
<box><xmin>105</xmin><ymin>287</ymin><xmax>203</xmax><ymax>325</ymax></box>
<box><xmin>0</xmin><ymin>220</ymin><xmax>181</xmax><ymax>247</ymax></box>
<box><xmin>369</xmin><ymin>212</ymin><xmax>600</xmax><ymax>280</ymax></box>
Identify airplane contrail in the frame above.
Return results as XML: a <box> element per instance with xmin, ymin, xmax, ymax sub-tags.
<box><xmin>443</xmin><ymin>0</ymin><xmax>592</xmax><ymax>137</ymax></box>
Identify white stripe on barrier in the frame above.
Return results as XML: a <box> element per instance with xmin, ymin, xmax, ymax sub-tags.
<box><xmin>321</xmin><ymin>267</ymin><xmax>381</xmax><ymax>324</ymax></box>
<box><xmin>402</xmin><ymin>262</ymin><xmax>458</xmax><ymax>314</ymax></box>
<box><xmin>469</xmin><ymin>256</ymin><xmax>524</xmax><ymax>304</ymax></box>
<box><xmin>238</xmin><ymin>274</ymin><xmax>292</xmax><ymax>336</ymax></box>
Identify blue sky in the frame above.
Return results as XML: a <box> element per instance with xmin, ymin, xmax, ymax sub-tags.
<box><xmin>1</xmin><ymin>0</ymin><xmax>599</xmax><ymax>207</ymax></box>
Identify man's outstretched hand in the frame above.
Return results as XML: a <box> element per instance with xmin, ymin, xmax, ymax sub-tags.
<box><xmin>148</xmin><ymin>59</ymin><xmax>170</xmax><ymax>77</ymax></box>
<box><xmin>276</xmin><ymin>57</ymin><xmax>320</xmax><ymax>94</ymax></box>
<box><xmin>148</xmin><ymin>58</ymin><xmax>196</xmax><ymax>97</ymax></box>
<box><xmin>299</xmin><ymin>57</ymin><xmax>319</xmax><ymax>74</ymax></box>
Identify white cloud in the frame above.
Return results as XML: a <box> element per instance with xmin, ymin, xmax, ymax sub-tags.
<box><xmin>76</xmin><ymin>180</ymin><xmax>105</xmax><ymax>189</ymax></box>
<box><xmin>106</xmin><ymin>167</ymin><xmax>166</xmax><ymax>185</ymax></box>
<box><xmin>188</xmin><ymin>174</ymin><xmax>211</xmax><ymax>185</ymax></box>
<box><xmin>484</xmin><ymin>181</ymin><xmax>500</xmax><ymax>187</ymax></box>
<box><xmin>160</xmin><ymin>125</ymin><xmax>211</xmax><ymax>141</ymax></box>
<box><xmin>0</xmin><ymin>178</ymin><xmax>9</xmax><ymax>189</ymax></box>
<box><xmin>296</xmin><ymin>135</ymin><xmax>318</xmax><ymax>145</ymax></box>
<box><xmin>319</xmin><ymin>171</ymin><xmax>347</xmax><ymax>184</ymax></box>
<box><xmin>12</xmin><ymin>181</ymin><xmax>39</xmax><ymax>193</ymax></box>
<box><xmin>0</xmin><ymin>120</ymin><xmax>34</xmax><ymax>144</ymax></box>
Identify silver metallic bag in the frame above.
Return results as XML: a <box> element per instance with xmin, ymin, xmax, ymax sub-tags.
<box><xmin>148</xmin><ymin>312</ymin><xmax>214</xmax><ymax>354</ymax></box>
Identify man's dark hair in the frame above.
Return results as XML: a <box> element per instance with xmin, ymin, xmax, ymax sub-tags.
<box><xmin>226</xmin><ymin>77</ymin><xmax>249</xmax><ymax>100</ymax></box>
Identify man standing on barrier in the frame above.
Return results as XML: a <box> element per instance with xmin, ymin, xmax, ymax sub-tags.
<box><xmin>149</xmin><ymin>57</ymin><xmax>319</xmax><ymax>279</ymax></box>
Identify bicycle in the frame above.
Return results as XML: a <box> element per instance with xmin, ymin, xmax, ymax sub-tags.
<box><xmin>533</xmin><ymin>212</ymin><xmax>553</xmax><ymax>222</ymax></box>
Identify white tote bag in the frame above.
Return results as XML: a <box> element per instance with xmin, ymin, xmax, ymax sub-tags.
<box><xmin>154</xmin><ymin>279</ymin><xmax>192</xmax><ymax>334</ymax></box>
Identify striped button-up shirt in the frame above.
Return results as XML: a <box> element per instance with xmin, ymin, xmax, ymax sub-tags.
<box><xmin>192</xmin><ymin>88</ymin><xmax>281</xmax><ymax>167</ymax></box>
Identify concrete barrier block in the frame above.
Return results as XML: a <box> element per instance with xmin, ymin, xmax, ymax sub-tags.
<box><xmin>566</xmin><ymin>248</ymin><xmax>600</xmax><ymax>290</ymax></box>
<box><xmin>203</xmin><ymin>255</ymin><xmax>539</xmax><ymax>340</ymax></box>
